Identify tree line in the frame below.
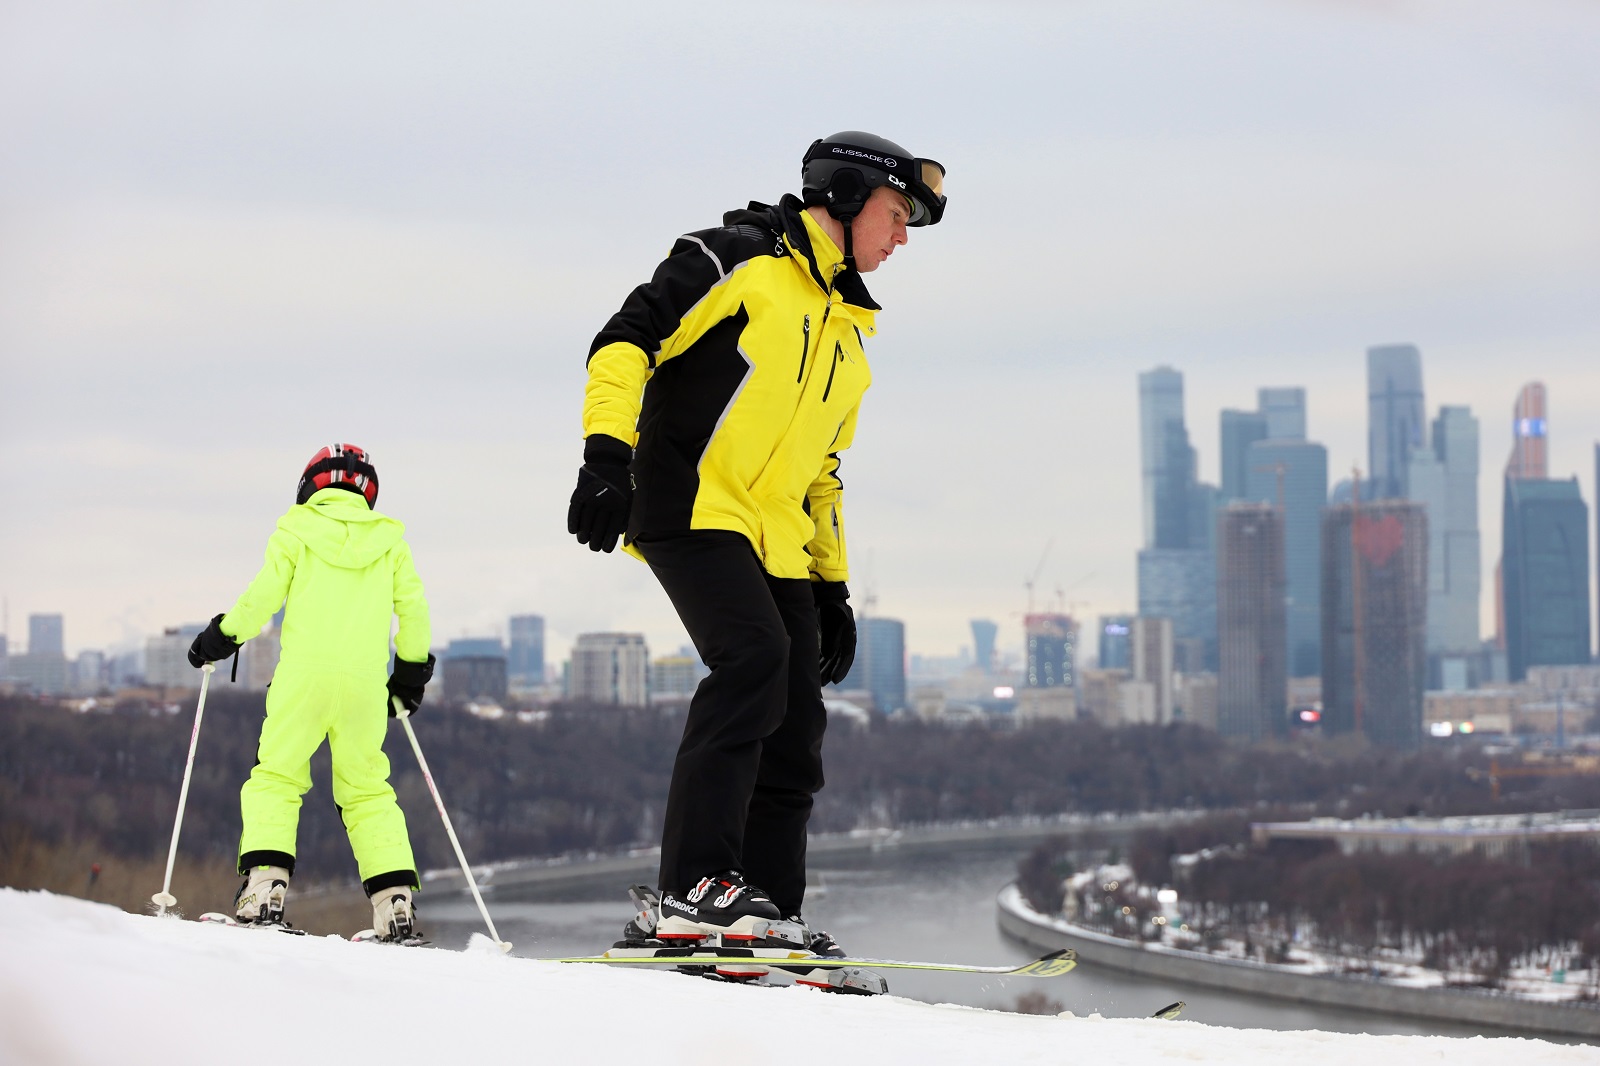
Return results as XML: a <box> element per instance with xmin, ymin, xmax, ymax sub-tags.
<box><xmin>5</xmin><ymin>693</ymin><xmax>1595</xmax><ymax>892</ymax></box>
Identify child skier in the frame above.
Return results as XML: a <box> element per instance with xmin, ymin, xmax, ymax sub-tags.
<box><xmin>187</xmin><ymin>443</ymin><xmax>435</xmax><ymax>941</ymax></box>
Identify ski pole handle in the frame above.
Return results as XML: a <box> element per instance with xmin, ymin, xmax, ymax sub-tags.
<box><xmin>153</xmin><ymin>663</ymin><xmax>215</xmax><ymax>915</ymax></box>
<box><xmin>396</xmin><ymin>701</ymin><xmax>511</xmax><ymax>953</ymax></box>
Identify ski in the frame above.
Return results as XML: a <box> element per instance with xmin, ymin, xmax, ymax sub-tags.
<box><xmin>540</xmin><ymin>945</ymin><xmax>1076</xmax><ymax>977</ymax></box>
<box><xmin>1151</xmin><ymin>1000</ymin><xmax>1186</xmax><ymax>1020</ymax></box>
<box><xmin>196</xmin><ymin>912</ymin><xmax>307</xmax><ymax>935</ymax></box>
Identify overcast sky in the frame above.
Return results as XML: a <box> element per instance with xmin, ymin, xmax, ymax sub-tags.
<box><xmin>2</xmin><ymin>1</ymin><xmax>1598</xmax><ymax>666</ymax></box>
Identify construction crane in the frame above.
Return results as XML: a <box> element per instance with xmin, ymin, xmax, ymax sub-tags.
<box><xmin>1023</xmin><ymin>540</ymin><xmax>1052</xmax><ymax>615</ymax></box>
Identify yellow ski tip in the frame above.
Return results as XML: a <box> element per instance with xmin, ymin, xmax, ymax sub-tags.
<box><xmin>1013</xmin><ymin>949</ymin><xmax>1077</xmax><ymax>977</ymax></box>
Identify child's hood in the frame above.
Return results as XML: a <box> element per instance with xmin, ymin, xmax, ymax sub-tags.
<box><xmin>277</xmin><ymin>488</ymin><xmax>405</xmax><ymax>569</ymax></box>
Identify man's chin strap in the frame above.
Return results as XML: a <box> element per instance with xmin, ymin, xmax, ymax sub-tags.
<box><xmin>839</xmin><ymin>213</ymin><xmax>856</xmax><ymax>272</ymax></box>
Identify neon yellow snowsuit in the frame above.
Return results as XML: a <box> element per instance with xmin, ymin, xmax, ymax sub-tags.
<box><xmin>220</xmin><ymin>487</ymin><xmax>431</xmax><ymax>883</ymax></box>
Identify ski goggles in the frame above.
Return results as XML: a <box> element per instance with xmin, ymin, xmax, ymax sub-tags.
<box><xmin>902</xmin><ymin>159</ymin><xmax>946</xmax><ymax>227</ymax></box>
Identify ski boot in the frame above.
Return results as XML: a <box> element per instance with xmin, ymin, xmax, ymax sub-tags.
<box><xmin>783</xmin><ymin>926</ymin><xmax>887</xmax><ymax>996</ymax></box>
<box><xmin>233</xmin><ymin>865</ymin><xmax>291</xmax><ymax>927</ymax></box>
<box><xmin>353</xmin><ymin>887</ymin><xmax>427</xmax><ymax>946</ymax></box>
<box><xmin>657</xmin><ymin>870</ymin><xmax>782</xmax><ymax>943</ymax></box>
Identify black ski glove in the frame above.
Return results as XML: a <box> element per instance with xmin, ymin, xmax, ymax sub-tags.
<box><xmin>814</xmin><ymin>581</ymin><xmax>856</xmax><ymax>685</ymax></box>
<box><xmin>567</xmin><ymin>434</ymin><xmax>634</xmax><ymax>553</ymax></box>
<box><xmin>388</xmin><ymin>654</ymin><xmax>436</xmax><ymax>718</ymax></box>
<box><xmin>187</xmin><ymin>613</ymin><xmax>241</xmax><ymax>668</ymax></box>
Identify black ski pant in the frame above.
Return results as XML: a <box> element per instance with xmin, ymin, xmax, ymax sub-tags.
<box><xmin>636</xmin><ymin>530</ymin><xmax>826</xmax><ymax>918</ymax></box>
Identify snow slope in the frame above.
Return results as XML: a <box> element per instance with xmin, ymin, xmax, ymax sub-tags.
<box><xmin>1</xmin><ymin>889</ymin><xmax>1595</xmax><ymax>1066</ymax></box>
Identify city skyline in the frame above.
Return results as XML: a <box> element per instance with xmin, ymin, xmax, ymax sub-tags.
<box><xmin>7</xmin><ymin>351</ymin><xmax>1600</xmax><ymax>669</ymax></box>
<box><xmin>9</xmin><ymin>348</ymin><xmax>1599</xmax><ymax>674</ymax></box>
<box><xmin>4</xmin><ymin>3</ymin><xmax>1599</xmax><ymax>664</ymax></box>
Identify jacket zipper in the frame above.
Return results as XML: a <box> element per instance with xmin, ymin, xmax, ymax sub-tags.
<box><xmin>797</xmin><ymin>314</ymin><xmax>810</xmax><ymax>383</ymax></box>
<box><xmin>814</xmin><ymin>298</ymin><xmax>836</xmax><ymax>399</ymax></box>
<box><xmin>822</xmin><ymin>341</ymin><xmax>839</xmax><ymax>402</ymax></box>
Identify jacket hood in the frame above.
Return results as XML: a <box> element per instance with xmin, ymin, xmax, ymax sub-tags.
<box><xmin>725</xmin><ymin>195</ymin><xmax>880</xmax><ymax>312</ymax></box>
<box><xmin>278</xmin><ymin>487</ymin><xmax>405</xmax><ymax>569</ymax></box>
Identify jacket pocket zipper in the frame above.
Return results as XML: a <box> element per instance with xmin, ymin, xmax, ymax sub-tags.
<box><xmin>797</xmin><ymin>314</ymin><xmax>810</xmax><ymax>383</ymax></box>
<box><xmin>822</xmin><ymin>342</ymin><xmax>839</xmax><ymax>402</ymax></box>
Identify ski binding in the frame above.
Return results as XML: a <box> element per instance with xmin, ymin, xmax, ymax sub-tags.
<box><xmin>197</xmin><ymin>912</ymin><xmax>306</xmax><ymax>935</ymax></box>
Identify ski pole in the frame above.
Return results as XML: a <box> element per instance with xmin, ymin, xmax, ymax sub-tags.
<box><xmin>394</xmin><ymin>698</ymin><xmax>512</xmax><ymax>953</ymax></box>
<box><xmin>152</xmin><ymin>663</ymin><xmax>215</xmax><ymax>916</ymax></box>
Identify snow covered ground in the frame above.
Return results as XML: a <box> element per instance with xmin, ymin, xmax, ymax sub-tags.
<box><xmin>2</xmin><ymin>889</ymin><xmax>1596</xmax><ymax>1066</ymax></box>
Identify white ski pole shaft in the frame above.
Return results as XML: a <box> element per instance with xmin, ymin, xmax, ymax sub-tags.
<box><xmin>397</xmin><ymin>704</ymin><xmax>511</xmax><ymax>953</ymax></box>
<box><xmin>152</xmin><ymin>663</ymin><xmax>215</xmax><ymax>915</ymax></box>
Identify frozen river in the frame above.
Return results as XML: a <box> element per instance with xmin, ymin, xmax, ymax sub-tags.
<box><xmin>423</xmin><ymin>836</ymin><xmax>1504</xmax><ymax>1038</ymax></box>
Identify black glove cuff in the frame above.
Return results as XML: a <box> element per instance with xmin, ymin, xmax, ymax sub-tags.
<box><xmin>207</xmin><ymin>613</ymin><xmax>242</xmax><ymax>652</ymax></box>
<box><xmin>392</xmin><ymin>653</ymin><xmax>436</xmax><ymax>686</ymax></box>
<box><xmin>583</xmin><ymin>433</ymin><xmax>633</xmax><ymax>468</ymax></box>
<box><xmin>811</xmin><ymin>580</ymin><xmax>850</xmax><ymax>605</ymax></box>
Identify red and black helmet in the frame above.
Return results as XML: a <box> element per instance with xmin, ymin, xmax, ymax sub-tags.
<box><xmin>296</xmin><ymin>443</ymin><xmax>379</xmax><ymax>507</ymax></box>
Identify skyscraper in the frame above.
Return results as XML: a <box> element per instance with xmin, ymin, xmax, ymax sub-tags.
<box><xmin>508</xmin><ymin>614</ymin><xmax>546</xmax><ymax>685</ymax></box>
<box><xmin>1222</xmin><ymin>387</ymin><xmax>1306</xmax><ymax>502</ymax></box>
<box><xmin>1140</xmin><ymin>367</ymin><xmax>1187</xmax><ymax>549</ymax></box>
<box><xmin>1024</xmin><ymin>613</ymin><xmax>1077</xmax><ymax>689</ymax></box>
<box><xmin>1219</xmin><ymin>409</ymin><xmax>1269</xmax><ymax>503</ymax></box>
<box><xmin>17</xmin><ymin>613</ymin><xmax>69</xmax><ymax>694</ymax></box>
<box><xmin>1406</xmin><ymin>406</ymin><xmax>1481</xmax><ymax>675</ymax></box>
<box><xmin>1138</xmin><ymin>367</ymin><xmax>1217</xmax><ymax>670</ymax></box>
<box><xmin>570</xmin><ymin>633</ymin><xmax>649</xmax><ymax>706</ymax></box>
<box><xmin>28</xmin><ymin>614</ymin><xmax>63</xmax><ymax>656</ymax></box>
<box><xmin>145</xmin><ymin>623</ymin><xmax>207</xmax><ymax>688</ymax></box>
<box><xmin>446</xmin><ymin>637</ymin><xmax>504</xmax><ymax>659</ymax></box>
<box><xmin>1217</xmin><ymin>503</ymin><xmax>1287</xmax><ymax>741</ymax></box>
<box><xmin>1137</xmin><ymin>548</ymin><xmax>1216</xmax><ymax>671</ymax></box>
<box><xmin>970</xmin><ymin>619</ymin><xmax>998</xmax><ymax>674</ymax></box>
<box><xmin>1367</xmin><ymin>344</ymin><xmax>1426</xmax><ymax>500</ymax></box>
<box><xmin>1506</xmin><ymin>383</ymin><xmax>1548</xmax><ymax>480</ymax></box>
<box><xmin>1496</xmin><ymin>383</ymin><xmax>1549</xmax><ymax>648</ymax></box>
<box><xmin>1097</xmin><ymin>614</ymin><xmax>1133</xmax><ymax>670</ymax></box>
<box><xmin>841</xmin><ymin>617</ymin><xmax>907</xmax><ymax>713</ymax></box>
<box><xmin>1321</xmin><ymin>499</ymin><xmax>1427</xmax><ymax>750</ymax></box>
<box><xmin>1245</xmin><ymin>438</ymin><xmax>1328</xmax><ymax>676</ymax></box>
<box><xmin>1502</xmin><ymin>477</ymin><xmax>1591</xmax><ymax>681</ymax></box>
<box><xmin>1258</xmin><ymin>387</ymin><xmax>1307</xmax><ymax>441</ymax></box>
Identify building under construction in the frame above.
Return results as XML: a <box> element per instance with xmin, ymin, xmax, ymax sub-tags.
<box><xmin>1218</xmin><ymin>502</ymin><xmax>1287</xmax><ymax>741</ymax></box>
<box><xmin>1320</xmin><ymin>499</ymin><xmax>1427</xmax><ymax>749</ymax></box>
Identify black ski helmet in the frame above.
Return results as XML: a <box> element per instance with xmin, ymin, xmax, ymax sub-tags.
<box><xmin>296</xmin><ymin>443</ymin><xmax>379</xmax><ymax>507</ymax></box>
<box><xmin>801</xmin><ymin>131</ymin><xmax>946</xmax><ymax>227</ymax></box>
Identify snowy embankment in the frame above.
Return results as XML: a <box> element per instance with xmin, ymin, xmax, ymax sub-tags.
<box><xmin>1</xmin><ymin>890</ymin><xmax>1594</xmax><ymax>1066</ymax></box>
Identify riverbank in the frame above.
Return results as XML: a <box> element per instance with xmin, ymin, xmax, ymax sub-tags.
<box><xmin>417</xmin><ymin>811</ymin><xmax>1194</xmax><ymax>897</ymax></box>
<box><xmin>996</xmin><ymin>883</ymin><xmax>1600</xmax><ymax>1039</ymax></box>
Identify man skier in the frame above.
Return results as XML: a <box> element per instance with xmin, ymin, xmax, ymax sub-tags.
<box><xmin>187</xmin><ymin>443</ymin><xmax>435</xmax><ymax>941</ymax></box>
<box><xmin>568</xmin><ymin>132</ymin><xmax>946</xmax><ymax>954</ymax></box>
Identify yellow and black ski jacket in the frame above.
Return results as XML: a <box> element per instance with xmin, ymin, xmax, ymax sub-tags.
<box><xmin>582</xmin><ymin>194</ymin><xmax>877</xmax><ymax>583</ymax></box>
